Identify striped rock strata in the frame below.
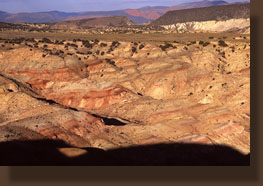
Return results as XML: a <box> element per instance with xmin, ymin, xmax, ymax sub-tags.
<box><xmin>0</xmin><ymin>37</ymin><xmax>250</xmax><ymax>155</ymax></box>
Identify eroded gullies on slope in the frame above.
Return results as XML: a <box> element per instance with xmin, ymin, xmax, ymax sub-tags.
<box><xmin>0</xmin><ymin>35</ymin><xmax>250</xmax><ymax>154</ymax></box>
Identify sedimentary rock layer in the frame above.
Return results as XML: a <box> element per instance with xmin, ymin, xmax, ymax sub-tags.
<box><xmin>0</xmin><ymin>36</ymin><xmax>250</xmax><ymax>155</ymax></box>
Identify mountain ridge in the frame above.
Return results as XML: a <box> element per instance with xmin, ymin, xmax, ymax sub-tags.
<box><xmin>151</xmin><ymin>3</ymin><xmax>250</xmax><ymax>26</ymax></box>
<box><xmin>0</xmin><ymin>0</ymin><xmax>237</xmax><ymax>24</ymax></box>
<box><xmin>0</xmin><ymin>0</ymin><xmax>242</xmax><ymax>24</ymax></box>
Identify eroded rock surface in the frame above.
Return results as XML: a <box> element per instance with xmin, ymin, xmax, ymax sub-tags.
<box><xmin>0</xmin><ymin>36</ymin><xmax>250</xmax><ymax>156</ymax></box>
<box><xmin>161</xmin><ymin>19</ymin><xmax>250</xmax><ymax>34</ymax></box>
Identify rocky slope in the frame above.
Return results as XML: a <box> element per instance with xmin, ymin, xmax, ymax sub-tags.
<box><xmin>0</xmin><ymin>35</ymin><xmax>250</xmax><ymax>164</ymax></box>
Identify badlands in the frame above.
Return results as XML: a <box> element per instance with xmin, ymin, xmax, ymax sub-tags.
<box><xmin>0</xmin><ymin>32</ymin><xmax>250</xmax><ymax>165</ymax></box>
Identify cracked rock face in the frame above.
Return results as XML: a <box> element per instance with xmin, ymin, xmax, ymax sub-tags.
<box><xmin>0</xmin><ymin>35</ymin><xmax>250</xmax><ymax>157</ymax></box>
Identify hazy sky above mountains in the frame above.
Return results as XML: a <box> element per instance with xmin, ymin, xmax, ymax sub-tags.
<box><xmin>0</xmin><ymin>0</ymin><xmax>250</xmax><ymax>13</ymax></box>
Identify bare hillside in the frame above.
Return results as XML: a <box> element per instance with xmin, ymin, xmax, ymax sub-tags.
<box><xmin>50</xmin><ymin>16</ymin><xmax>134</xmax><ymax>30</ymax></box>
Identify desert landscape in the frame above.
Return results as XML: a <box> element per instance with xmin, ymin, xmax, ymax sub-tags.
<box><xmin>0</xmin><ymin>0</ymin><xmax>250</xmax><ymax>165</ymax></box>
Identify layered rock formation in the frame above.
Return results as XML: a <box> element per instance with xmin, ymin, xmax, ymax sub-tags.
<box><xmin>161</xmin><ymin>19</ymin><xmax>250</xmax><ymax>33</ymax></box>
<box><xmin>0</xmin><ymin>35</ymin><xmax>250</xmax><ymax>163</ymax></box>
<box><xmin>151</xmin><ymin>3</ymin><xmax>250</xmax><ymax>26</ymax></box>
<box><xmin>151</xmin><ymin>3</ymin><xmax>250</xmax><ymax>34</ymax></box>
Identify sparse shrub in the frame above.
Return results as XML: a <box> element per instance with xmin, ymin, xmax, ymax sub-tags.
<box><xmin>107</xmin><ymin>48</ymin><xmax>113</xmax><ymax>53</ymax></box>
<box><xmin>159</xmin><ymin>42</ymin><xmax>173</xmax><ymax>51</ymax></box>
<box><xmin>222</xmin><ymin>83</ymin><xmax>227</xmax><ymax>87</ymax></box>
<box><xmin>218</xmin><ymin>40</ymin><xmax>228</xmax><ymax>47</ymax></box>
<box><xmin>111</xmin><ymin>41</ymin><xmax>120</xmax><ymax>47</ymax></box>
<box><xmin>105</xmin><ymin>58</ymin><xmax>116</xmax><ymax>66</ymax></box>
<box><xmin>66</xmin><ymin>43</ymin><xmax>78</xmax><ymax>48</ymax></box>
<box><xmin>139</xmin><ymin>44</ymin><xmax>144</xmax><ymax>50</ymax></box>
<box><xmin>94</xmin><ymin>39</ymin><xmax>99</xmax><ymax>44</ymax></box>
<box><xmin>187</xmin><ymin>41</ymin><xmax>196</xmax><ymax>46</ymax></box>
<box><xmin>76</xmin><ymin>51</ymin><xmax>84</xmax><ymax>55</ymax></box>
<box><xmin>107</xmin><ymin>41</ymin><xmax>120</xmax><ymax>53</ymax></box>
<box><xmin>132</xmin><ymin>47</ymin><xmax>137</xmax><ymax>53</ymax></box>
<box><xmin>202</xmin><ymin>42</ymin><xmax>210</xmax><ymax>47</ymax></box>
<box><xmin>100</xmin><ymin>43</ymin><xmax>107</xmax><ymax>47</ymax></box>
<box><xmin>82</xmin><ymin>40</ymin><xmax>93</xmax><ymax>49</ymax></box>
<box><xmin>41</xmin><ymin>37</ymin><xmax>52</xmax><ymax>43</ymax></box>
<box><xmin>219</xmin><ymin>51</ymin><xmax>226</xmax><ymax>58</ymax></box>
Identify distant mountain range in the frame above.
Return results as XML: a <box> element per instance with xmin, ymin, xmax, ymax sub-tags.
<box><xmin>0</xmin><ymin>0</ymin><xmax>248</xmax><ymax>24</ymax></box>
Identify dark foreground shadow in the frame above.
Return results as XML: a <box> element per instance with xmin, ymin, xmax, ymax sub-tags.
<box><xmin>0</xmin><ymin>139</ymin><xmax>249</xmax><ymax>166</ymax></box>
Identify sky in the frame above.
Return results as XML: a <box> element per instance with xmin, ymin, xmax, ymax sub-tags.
<box><xmin>0</xmin><ymin>0</ymin><xmax>250</xmax><ymax>13</ymax></box>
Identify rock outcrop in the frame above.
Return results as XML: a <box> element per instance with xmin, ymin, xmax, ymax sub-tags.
<box><xmin>160</xmin><ymin>18</ymin><xmax>250</xmax><ymax>34</ymax></box>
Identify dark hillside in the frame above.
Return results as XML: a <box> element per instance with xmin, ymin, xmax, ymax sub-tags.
<box><xmin>0</xmin><ymin>11</ymin><xmax>11</xmax><ymax>20</ymax></box>
<box><xmin>151</xmin><ymin>3</ymin><xmax>250</xmax><ymax>26</ymax></box>
<box><xmin>166</xmin><ymin>0</ymin><xmax>228</xmax><ymax>11</ymax></box>
<box><xmin>50</xmin><ymin>16</ymin><xmax>134</xmax><ymax>29</ymax></box>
